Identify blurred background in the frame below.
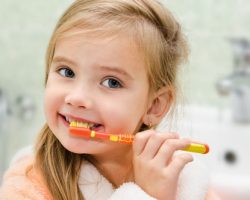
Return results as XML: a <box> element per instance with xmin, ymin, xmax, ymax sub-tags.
<box><xmin>0</xmin><ymin>0</ymin><xmax>250</xmax><ymax>199</ymax></box>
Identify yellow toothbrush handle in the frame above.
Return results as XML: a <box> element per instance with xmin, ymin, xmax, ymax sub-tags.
<box><xmin>182</xmin><ymin>143</ymin><xmax>209</xmax><ymax>154</ymax></box>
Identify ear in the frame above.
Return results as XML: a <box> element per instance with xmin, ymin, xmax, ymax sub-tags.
<box><xmin>143</xmin><ymin>86</ymin><xmax>174</xmax><ymax>126</ymax></box>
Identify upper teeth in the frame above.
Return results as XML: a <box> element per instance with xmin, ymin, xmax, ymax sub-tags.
<box><xmin>65</xmin><ymin>117</ymin><xmax>95</xmax><ymax>128</ymax></box>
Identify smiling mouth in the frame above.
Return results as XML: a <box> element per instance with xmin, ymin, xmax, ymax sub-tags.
<box><xmin>62</xmin><ymin>115</ymin><xmax>102</xmax><ymax>130</ymax></box>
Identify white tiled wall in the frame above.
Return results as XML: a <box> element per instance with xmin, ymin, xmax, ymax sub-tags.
<box><xmin>1</xmin><ymin>0</ymin><xmax>250</xmax><ymax>182</ymax></box>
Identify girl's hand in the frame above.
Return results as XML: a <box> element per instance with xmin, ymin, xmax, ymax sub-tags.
<box><xmin>132</xmin><ymin>130</ymin><xmax>193</xmax><ymax>200</ymax></box>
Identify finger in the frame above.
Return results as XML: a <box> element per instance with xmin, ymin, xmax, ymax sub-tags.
<box><xmin>140</xmin><ymin>132</ymin><xmax>179</xmax><ymax>160</ymax></box>
<box><xmin>166</xmin><ymin>153</ymin><xmax>193</xmax><ymax>177</ymax></box>
<box><xmin>133</xmin><ymin>130</ymin><xmax>155</xmax><ymax>156</ymax></box>
<box><xmin>153</xmin><ymin>138</ymin><xmax>191</xmax><ymax>167</ymax></box>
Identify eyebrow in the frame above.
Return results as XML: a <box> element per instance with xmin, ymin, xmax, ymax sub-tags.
<box><xmin>52</xmin><ymin>56</ymin><xmax>77</xmax><ymax>66</ymax></box>
<box><xmin>97</xmin><ymin>65</ymin><xmax>133</xmax><ymax>80</ymax></box>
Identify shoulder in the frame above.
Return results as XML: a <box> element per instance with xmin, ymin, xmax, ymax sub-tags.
<box><xmin>0</xmin><ymin>146</ymin><xmax>51</xmax><ymax>200</ymax></box>
<box><xmin>9</xmin><ymin>145</ymin><xmax>34</xmax><ymax>165</ymax></box>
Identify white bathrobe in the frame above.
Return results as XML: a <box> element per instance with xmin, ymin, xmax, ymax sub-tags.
<box><xmin>10</xmin><ymin>145</ymin><xmax>210</xmax><ymax>200</ymax></box>
<box><xmin>79</xmin><ymin>157</ymin><xmax>209</xmax><ymax>200</ymax></box>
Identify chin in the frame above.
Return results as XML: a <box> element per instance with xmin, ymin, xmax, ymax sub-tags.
<box><xmin>59</xmin><ymin>137</ymin><xmax>107</xmax><ymax>155</ymax></box>
<box><xmin>60</xmin><ymin>140</ymin><xmax>85</xmax><ymax>154</ymax></box>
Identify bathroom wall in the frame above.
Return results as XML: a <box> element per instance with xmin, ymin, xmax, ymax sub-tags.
<box><xmin>0</xmin><ymin>0</ymin><xmax>73</xmax><ymax>181</ymax></box>
<box><xmin>1</xmin><ymin>0</ymin><xmax>250</xmax><ymax>182</ymax></box>
<box><xmin>166</xmin><ymin>0</ymin><xmax>250</xmax><ymax>107</ymax></box>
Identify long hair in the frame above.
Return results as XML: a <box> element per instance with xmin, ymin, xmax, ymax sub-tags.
<box><xmin>35</xmin><ymin>0</ymin><xmax>189</xmax><ymax>199</ymax></box>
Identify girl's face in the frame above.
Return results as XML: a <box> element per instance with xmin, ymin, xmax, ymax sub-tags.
<box><xmin>44</xmin><ymin>32</ymin><xmax>151</xmax><ymax>156</ymax></box>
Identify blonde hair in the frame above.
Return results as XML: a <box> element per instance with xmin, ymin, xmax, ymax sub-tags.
<box><xmin>35</xmin><ymin>0</ymin><xmax>189</xmax><ymax>199</ymax></box>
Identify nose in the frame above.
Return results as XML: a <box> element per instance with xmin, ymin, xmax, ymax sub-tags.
<box><xmin>64</xmin><ymin>85</ymin><xmax>93</xmax><ymax>109</ymax></box>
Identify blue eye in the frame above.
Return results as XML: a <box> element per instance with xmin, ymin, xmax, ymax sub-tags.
<box><xmin>102</xmin><ymin>78</ymin><xmax>122</xmax><ymax>88</ymax></box>
<box><xmin>58</xmin><ymin>68</ymin><xmax>75</xmax><ymax>78</ymax></box>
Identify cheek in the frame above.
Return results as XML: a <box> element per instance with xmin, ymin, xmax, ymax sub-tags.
<box><xmin>44</xmin><ymin>84</ymin><xmax>61</xmax><ymax>123</ymax></box>
<box><xmin>101</xmin><ymin>93</ymin><xmax>148</xmax><ymax>133</ymax></box>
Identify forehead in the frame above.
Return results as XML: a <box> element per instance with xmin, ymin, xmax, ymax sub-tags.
<box><xmin>53</xmin><ymin>32</ymin><xmax>147</xmax><ymax>77</ymax></box>
<box><xmin>56</xmin><ymin>28</ymin><xmax>137</xmax><ymax>50</ymax></box>
<box><xmin>54</xmin><ymin>30</ymin><xmax>147</xmax><ymax>70</ymax></box>
<box><xmin>56</xmin><ymin>26</ymin><xmax>147</xmax><ymax>55</ymax></box>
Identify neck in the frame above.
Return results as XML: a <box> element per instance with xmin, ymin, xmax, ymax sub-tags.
<box><xmin>87</xmin><ymin>147</ymin><xmax>133</xmax><ymax>188</ymax></box>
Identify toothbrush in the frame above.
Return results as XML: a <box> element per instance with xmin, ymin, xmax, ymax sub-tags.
<box><xmin>69</xmin><ymin>122</ymin><xmax>209</xmax><ymax>154</ymax></box>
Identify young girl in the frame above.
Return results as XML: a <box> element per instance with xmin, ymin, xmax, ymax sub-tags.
<box><xmin>0</xmin><ymin>0</ymin><xmax>220</xmax><ymax>199</ymax></box>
